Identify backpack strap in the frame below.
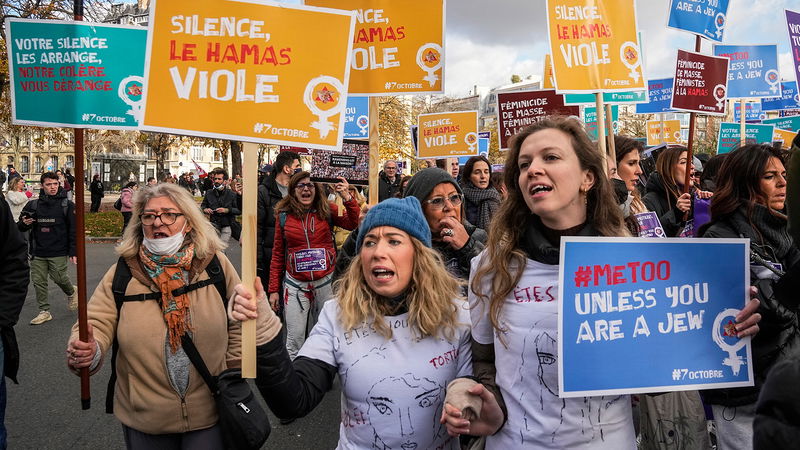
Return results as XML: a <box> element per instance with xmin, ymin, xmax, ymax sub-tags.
<box><xmin>61</xmin><ymin>198</ymin><xmax>68</xmax><ymax>219</ymax></box>
<box><xmin>104</xmin><ymin>255</ymin><xmax>228</xmax><ymax>414</ymax></box>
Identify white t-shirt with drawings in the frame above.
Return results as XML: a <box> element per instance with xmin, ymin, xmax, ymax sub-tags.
<box><xmin>470</xmin><ymin>252</ymin><xmax>636</xmax><ymax>449</ymax></box>
<box><xmin>299</xmin><ymin>298</ymin><xmax>473</xmax><ymax>450</ymax></box>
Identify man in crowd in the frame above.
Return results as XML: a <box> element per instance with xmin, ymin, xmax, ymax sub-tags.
<box><xmin>257</xmin><ymin>151</ymin><xmax>301</xmax><ymax>281</ymax></box>
<box><xmin>378</xmin><ymin>159</ymin><xmax>402</xmax><ymax>201</ymax></box>
<box><xmin>0</xmin><ymin>196</ymin><xmax>28</xmax><ymax>447</ymax></box>
<box><xmin>17</xmin><ymin>172</ymin><xmax>77</xmax><ymax>325</ymax></box>
<box><xmin>146</xmin><ymin>176</ymin><xmax>158</xmax><ymax>187</ymax></box>
<box><xmin>202</xmin><ymin>168</ymin><xmax>240</xmax><ymax>245</ymax></box>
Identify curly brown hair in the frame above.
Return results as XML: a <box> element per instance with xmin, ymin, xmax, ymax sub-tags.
<box><xmin>274</xmin><ymin>171</ymin><xmax>330</xmax><ymax>220</ymax></box>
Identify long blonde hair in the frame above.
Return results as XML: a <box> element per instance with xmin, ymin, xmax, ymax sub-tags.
<box><xmin>335</xmin><ymin>237</ymin><xmax>462</xmax><ymax>341</ymax></box>
<box><xmin>6</xmin><ymin>177</ymin><xmax>24</xmax><ymax>193</ymax></box>
<box><xmin>471</xmin><ymin>117</ymin><xmax>626</xmax><ymax>335</ymax></box>
<box><xmin>116</xmin><ymin>183</ymin><xmax>225</xmax><ymax>259</ymax></box>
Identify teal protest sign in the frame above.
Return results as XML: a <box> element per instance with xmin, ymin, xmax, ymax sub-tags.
<box><xmin>763</xmin><ymin>115</ymin><xmax>800</xmax><ymax>132</ymax></box>
<box><xmin>716</xmin><ymin>122</ymin><xmax>775</xmax><ymax>154</ymax></box>
<box><xmin>564</xmin><ymin>90</ymin><xmax>648</xmax><ymax>106</ymax></box>
<box><xmin>583</xmin><ymin>105</ymin><xmax>619</xmax><ymax>140</ymax></box>
<box><xmin>6</xmin><ymin>19</ymin><xmax>147</xmax><ymax>129</ymax></box>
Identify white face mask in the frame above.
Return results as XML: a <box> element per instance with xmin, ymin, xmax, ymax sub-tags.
<box><xmin>143</xmin><ymin>225</ymin><xmax>186</xmax><ymax>255</ymax></box>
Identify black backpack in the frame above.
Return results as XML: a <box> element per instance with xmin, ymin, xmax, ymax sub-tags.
<box><xmin>105</xmin><ymin>255</ymin><xmax>228</xmax><ymax>413</ymax></box>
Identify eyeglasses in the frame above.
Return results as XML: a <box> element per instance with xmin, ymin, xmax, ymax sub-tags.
<box><xmin>295</xmin><ymin>182</ymin><xmax>315</xmax><ymax>191</ymax></box>
<box><xmin>141</xmin><ymin>212</ymin><xmax>184</xmax><ymax>226</ymax></box>
<box><xmin>385</xmin><ymin>166</ymin><xmax>397</xmax><ymax>170</ymax></box>
<box><xmin>425</xmin><ymin>194</ymin><xmax>463</xmax><ymax>210</ymax></box>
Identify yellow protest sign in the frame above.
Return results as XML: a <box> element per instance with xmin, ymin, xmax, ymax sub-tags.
<box><xmin>417</xmin><ymin>111</ymin><xmax>479</xmax><ymax>158</ymax></box>
<box><xmin>142</xmin><ymin>0</ymin><xmax>355</xmax><ymax>150</ymax></box>
<box><xmin>646</xmin><ymin>120</ymin><xmax>683</xmax><ymax>146</ymax></box>
<box><xmin>306</xmin><ymin>0</ymin><xmax>444</xmax><ymax>96</ymax></box>
<box><xmin>774</xmin><ymin>128</ymin><xmax>797</xmax><ymax>149</ymax></box>
<box><xmin>546</xmin><ymin>0</ymin><xmax>646</xmax><ymax>93</ymax></box>
<box><xmin>543</xmin><ymin>54</ymin><xmax>555</xmax><ymax>89</ymax></box>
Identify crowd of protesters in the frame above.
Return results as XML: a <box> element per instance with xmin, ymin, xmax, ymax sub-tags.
<box><xmin>0</xmin><ymin>117</ymin><xmax>797</xmax><ymax>450</ymax></box>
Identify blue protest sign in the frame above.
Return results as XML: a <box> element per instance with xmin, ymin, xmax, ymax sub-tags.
<box><xmin>558</xmin><ymin>238</ymin><xmax>752</xmax><ymax>397</ymax></box>
<box><xmin>583</xmin><ymin>106</ymin><xmax>619</xmax><ymax>140</ymax></box>
<box><xmin>636</xmin><ymin>78</ymin><xmax>675</xmax><ymax>114</ymax></box>
<box><xmin>713</xmin><ymin>44</ymin><xmax>781</xmax><ymax>98</ymax></box>
<box><xmin>564</xmin><ymin>91</ymin><xmax>648</xmax><ymax>106</ymax></box>
<box><xmin>717</xmin><ymin>122</ymin><xmax>775</xmax><ymax>154</ymax></box>
<box><xmin>763</xmin><ymin>115</ymin><xmax>800</xmax><ymax>132</ymax></box>
<box><xmin>762</xmin><ymin>82</ymin><xmax>800</xmax><ymax>111</ymax></box>
<box><xmin>343</xmin><ymin>96</ymin><xmax>369</xmax><ymax>139</ymax></box>
<box><xmin>733</xmin><ymin>102</ymin><xmax>765</xmax><ymax>122</ymax></box>
<box><xmin>458</xmin><ymin>140</ymin><xmax>488</xmax><ymax>164</ymax></box>
<box><xmin>667</xmin><ymin>0</ymin><xmax>730</xmax><ymax>42</ymax></box>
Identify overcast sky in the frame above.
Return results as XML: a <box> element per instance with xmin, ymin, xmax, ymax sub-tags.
<box><xmin>224</xmin><ymin>0</ymin><xmax>799</xmax><ymax>96</ymax></box>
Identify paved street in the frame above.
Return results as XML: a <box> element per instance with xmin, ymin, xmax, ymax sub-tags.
<box><xmin>7</xmin><ymin>242</ymin><xmax>341</xmax><ymax>449</ymax></box>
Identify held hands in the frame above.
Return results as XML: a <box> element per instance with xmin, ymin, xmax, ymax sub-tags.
<box><xmin>203</xmin><ymin>208</ymin><xmax>213</xmax><ymax>215</ymax></box>
<box><xmin>214</xmin><ymin>207</ymin><xmax>227</xmax><ymax>214</ymax></box>
<box><xmin>734</xmin><ymin>287</ymin><xmax>761</xmax><ymax>338</ymax></box>
<box><xmin>676</xmin><ymin>193</ymin><xmax>692</xmax><ymax>213</ymax></box>
<box><xmin>440</xmin><ymin>382</ymin><xmax>504</xmax><ymax>437</ymax></box>
<box><xmin>696</xmin><ymin>190</ymin><xmax>713</xmax><ymax>200</ymax></box>
<box><xmin>438</xmin><ymin>217</ymin><xmax>468</xmax><ymax>250</ymax></box>
<box><xmin>229</xmin><ymin>277</ymin><xmax>282</xmax><ymax>346</ymax></box>
<box><xmin>66</xmin><ymin>323</ymin><xmax>97</xmax><ymax>370</ymax></box>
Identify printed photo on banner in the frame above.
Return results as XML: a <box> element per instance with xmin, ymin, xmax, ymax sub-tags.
<box><xmin>713</xmin><ymin>44</ymin><xmax>780</xmax><ymax>99</ymax></box>
<box><xmin>343</xmin><ymin>96</ymin><xmax>370</xmax><ymax>139</ymax></box>
<box><xmin>786</xmin><ymin>10</ymin><xmax>800</xmax><ymax>92</ymax></box>
<box><xmin>558</xmin><ymin>238</ymin><xmax>753</xmax><ymax>397</ymax></box>
<box><xmin>310</xmin><ymin>139</ymin><xmax>369</xmax><ymax>185</ymax></box>
<box><xmin>5</xmin><ymin>19</ymin><xmax>147</xmax><ymax>129</ymax></box>
<box><xmin>496</xmin><ymin>89</ymin><xmax>580</xmax><ymax>150</ymax></box>
<box><xmin>733</xmin><ymin>102</ymin><xmax>766</xmax><ymax>123</ymax></box>
<box><xmin>667</xmin><ymin>0</ymin><xmax>729</xmax><ymax>42</ymax></box>
<box><xmin>636</xmin><ymin>78</ymin><xmax>675</xmax><ymax>114</ymax></box>
<box><xmin>761</xmin><ymin>81</ymin><xmax>800</xmax><ymax>111</ymax></box>
<box><xmin>670</xmin><ymin>50</ymin><xmax>729</xmax><ymax>116</ymax></box>
<box><xmin>646</xmin><ymin>120</ymin><xmax>682</xmax><ymax>146</ymax></box>
<box><xmin>773</xmin><ymin>128</ymin><xmax>798</xmax><ymax>149</ymax></box>
<box><xmin>416</xmin><ymin>110</ymin><xmax>478</xmax><ymax>158</ymax></box>
<box><xmin>306</xmin><ymin>0</ymin><xmax>445</xmax><ymax>96</ymax></box>
<box><xmin>717</xmin><ymin>123</ymin><xmax>775</xmax><ymax>154</ymax></box>
<box><xmin>763</xmin><ymin>114</ymin><xmax>800</xmax><ymax>132</ymax></box>
<box><xmin>583</xmin><ymin>105</ymin><xmax>618</xmax><ymax>140</ymax></box>
<box><xmin>141</xmin><ymin>0</ymin><xmax>355</xmax><ymax>150</ymax></box>
<box><xmin>546</xmin><ymin>0</ymin><xmax>646</xmax><ymax>93</ymax></box>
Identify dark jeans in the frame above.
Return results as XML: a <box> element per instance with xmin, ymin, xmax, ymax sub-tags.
<box><xmin>0</xmin><ymin>337</ymin><xmax>7</xmax><ymax>450</ymax></box>
<box><xmin>121</xmin><ymin>212</ymin><xmax>132</xmax><ymax>234</ymax></box>
<box><xmin>90</xmin><ymin>196</ymin><xmax>102</xmax><ymax>213</ymax></box>
<box><xmin>122</xmin><ymin>424</ymin><xmax>223</xmax><ymax>450</ymax></box>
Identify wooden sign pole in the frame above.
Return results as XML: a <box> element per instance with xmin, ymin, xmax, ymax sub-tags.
<box><xmin>605</xmin><ymin>103</ymin><xmax>616</xmax><ymax>163</ymax></box>
<box><xmin>240</xmin><ymin>143</ymin><xmax>258</xmax><ymax>378</ymax></box>
<box><xmin>368</xmin><ymin>97</ymin><xmax>380</xmax><ymax>204</ymax></box>
<box><xmin>595</xmin><ymin>93</ymin><xmax>608</xmax><ymax>176</ymax></box>
<box><xmin>739</xmin><ymin>99</ymin><xmax>747</xmax><ymax>147</ymax></box>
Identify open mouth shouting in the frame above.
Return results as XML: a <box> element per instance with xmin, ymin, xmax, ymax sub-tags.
<box><xmin>370</xmin><ymin>265</ymin><xmax>395</xmax><ymax>283</ymax></box>
<box><xmin>529</xmin><ymin>183</ymin><xmax>553</xmax><ymax>198</ymax></box>
<box><xmin>152</xmin><ymin>231</ymin><xmax>170</xmax><ymax>238</ymax></box>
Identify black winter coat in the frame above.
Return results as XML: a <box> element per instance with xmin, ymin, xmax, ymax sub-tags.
<box><xmin>643</xmin><ymin>172</ymin><xmax>688</xmax><ymax>237</ymax></box>
<box><xmin>377</xmin><ymin>170</ymin><xmax>401</xmax><ymax>202</ymax></box>
<box><xmin>0</xmin><ymin>197</ymin><xmax>30</xmax><ymax>383</ymax></box>
<box><xmin>17</xmin><ymin>188</ymin><xmax>76</xmax><ymax>258</ymax></box>
<box><xmin>754</xmin><ymin>356</ymin><xmax>800</xmax><ymax>449</ymax></box>
<box><xmin>257</xmin><ymin>177</ymin><xmax>284</xmax><ymax>281</ymax></box>
<box><xmin>701</xmin><ymin>206</ymin><xmax>800</xmax><ymax>407</ymax></box>
<box><xmin>201</xmin><ymin>187</ymin><xmax>241</xmax><ymax>228</ymax></box>
<box><xmin>90</xmin><ymin>180</ymin><xmax>104</xmax><ymax>198</ymax></box>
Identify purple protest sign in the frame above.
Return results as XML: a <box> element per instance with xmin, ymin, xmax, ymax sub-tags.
<box><xmin>635</xmin><ymin>212</ymin><xmax>666</xmax><ymax>238</ymax></box>
<box><xmin>787</xmin><ymin>10</ymin><xmax>800</xmax><ymax>87</ymax></box>
<box><xmin>293</xmin><ymin>248</ymin><xmax>328</xmax><ymax>272</ymax></box>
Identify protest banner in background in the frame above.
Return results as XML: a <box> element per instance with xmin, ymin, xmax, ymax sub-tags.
<box><xmin>559</xmin><ymin>238</ymin><xmax>752</xmax><ymax>397</ymax></box>
<box><xmin>635</xmin><ymin>212</ymin><xmax>666</xmax><ymax>237</ymax></box>
<box><xmin>671</xmin><ymin>50</ymin><xmax>729</xmax><ymax>116</ymax></box>
<box><xmin>307</xmin><ymin>0</ymin><xmax>445</xmax><ymax>96</ymax></box>
<box><xmin>343</xmin><ymin>96</ymin><xmax>369</xmax><ymax>139</ymax></box>
<box><xmin>717</xmin><ymin>122</ymin><xmax>775</xmax><ymax>154</ymax></box>
<box><xmin>761</xmin><ymin>81</ymin><xmax>800</xmax><ymax>111</ymax></box>
<box><xmin>584</xmin><ymin>105</ymin><xmax>618</xmax><ymax>139</ymax></box>
<box><xmin>733</xmin><ymin>102</ymin><xmax>766</xmax><ymax>122</ymax></box>
<box><xmin>279</xmin><ymin>145</ymin><xmax>312</xmax><ymax>155</ymax></box>
<box><xmin>713</xmin><ymin>44</ymin><xmax>780</xmax><ymax>98</ymax></box>
<box><xmin>142</xmin><ymin>0</ymin><xmax>355</xmax><ymax>151</ymax></box>
<box><xmin>667</xmin><ymin>0</ymin><xmax>730</xmax><ymax>42</ymax></box>
<box><xmin>496</xmin><ymin>89</ymin><xmax>580</xmax><ymax>150</ymax></box>
<box><xmin>6</xmin><ymin>19</ymin><xmax>146</xmax><ymax>129</ymax></box>
<box><xmin>417</xmin><ymin>111</ymin><xmax>478</xmax><ymax>158</ymax></box>
<box><xmin>543</xmin><ymin>54</ymin><xmax>555</xmax><ymax>89</ymax></box>
<box><xmin>787</xmin><ymin>10</ymin><xmax>800</xmax><ymax>90</ymax></box>
<box><xmin>546</xmin><ymin>0</ymin><xmax>646</xmax><ymax>93</ymax></box>
<box><xmin>310</xmin><ymin>139</ymin><xmax>369</xmax><ymax>185</ymax></box>
<box><xmin>564</xmin><ymin>90</ymin><xmax>648</xmax><ymax>105</ymax></box>
<box><xmin>780</xmin><ymin>109</ymin><xmax>800</xmax><ymax>117</ymax></box>
<box><xmin>636</xmin><ymin>78</ymin><xmax>675</xmax><ymax>114</ymax></box>
<box><xmin>763</xmin><ymin>115</ymin><xmax>800</xmax><ymax>132</ymax></box>
<box><xmin>774</xmin><ymin>128</ymin><xmax>798</xmax><ymax>149</ymax></box>
<box><xmin>646</xmin><ymin>120</ymin><xmax>682</xmax><ymax>146</ymax></box>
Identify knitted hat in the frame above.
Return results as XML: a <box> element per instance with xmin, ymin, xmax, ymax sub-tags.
<box><xmin>402</xmin><ymin>168</ymin><xmax>462</xmax><ymax>205</ymax></box>
<box><xmin>356</xmin><ymin>197</ymin><xmax>432</xmax><ymax>250</ymax></box>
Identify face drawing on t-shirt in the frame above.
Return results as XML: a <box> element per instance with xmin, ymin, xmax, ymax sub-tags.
<box><xmin>367</xmin><ymin>374</ymin><xmax>445</xmax><ymax>449</ymax></box>
<box><xmin>535</xmin><ymin>332</ymin><xmax>558</xmax><ymax>396</ymax></box>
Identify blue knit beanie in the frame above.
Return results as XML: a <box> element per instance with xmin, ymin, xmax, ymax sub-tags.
<box><xmin>356</xmin><ymin>197</ymin><xmax>432</xmax><ymax>250</ymax></box>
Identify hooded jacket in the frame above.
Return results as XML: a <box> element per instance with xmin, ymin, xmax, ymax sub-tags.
<box><xmin>643</xmin><ymin>172</ymin><xmax>689</xmax><ymax>237</ymax></box>
<box><xmin>701</xmin><ymin>205</ymin><xmax>800</xmax><ymax>407</ymax></box>
<box><xmin>0</xmin><ymin>198</ymin><xmax>28</xmax><ymax>383</ymax></box>
<box><xmin>17</xmin><ymin>187</ymin><xmax>76</xmax><ymax>258</ymax></box>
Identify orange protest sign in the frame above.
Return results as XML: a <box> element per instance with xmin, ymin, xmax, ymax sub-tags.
<box><xmin>417</xmin><ymin>111</ymin><xmax>478</xmax><ymax>158</ymax></box>
<box><xmin>646</xmin><ymin>120</ymin><xmax>683</xmax><ymax>146</ymax></box>
<box><xmin>306</xmin><ymin>0</ymin><xmax>445</xmax><ymax>96</ymax></box>
<box><xmin>774</xmin><ymin>128</ymin><xmax>797</xmax><ymax>149</ymax></box>
<box><xmin>546</xmin><ymin>0</ymin><xmax>646</xmax><ymax>93</ymax></box>
<box><xmin>543</xmin><ymin>54</ymin><xmax>555</xmax><ymax>89</ymax></box>
<box><xmin>142</xmin><ymin>0</ymin><xmax>355</xmax><ymax>150</ymax></box>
